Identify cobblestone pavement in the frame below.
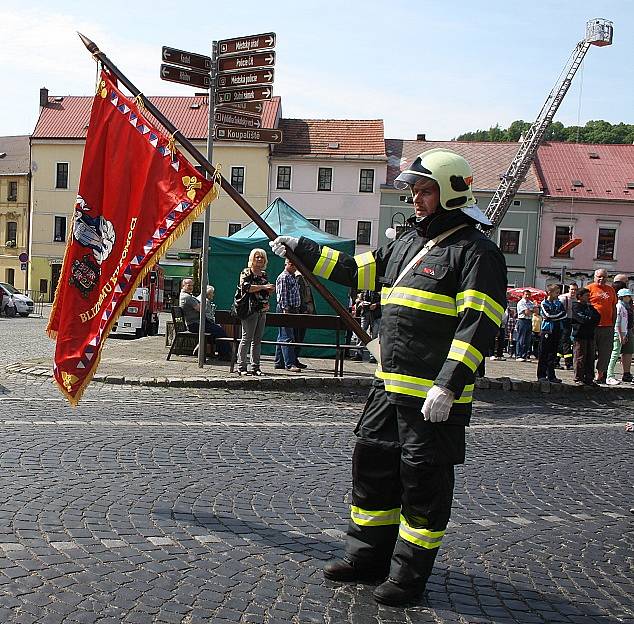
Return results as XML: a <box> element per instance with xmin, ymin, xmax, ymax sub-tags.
<box><xmin>0</xmin><ymin>311</ymin><xmax>633</xmax><ymax>623</ymax></box>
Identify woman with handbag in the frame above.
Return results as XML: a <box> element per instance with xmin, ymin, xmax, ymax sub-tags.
<box><xmin>235</xmin><ymin>248</ymin><xmax>275</xmax><ymax>375</ymax></box>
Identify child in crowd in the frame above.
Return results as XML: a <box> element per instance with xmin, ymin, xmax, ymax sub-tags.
<box><xmin>571</xmin><ymin>287</ymin><xmax>601</xmax><ymax>386</ymax></box>
<box><xmin>537</xmin><ymin>284</ymin><xmax>566</xmax><ymax>382</ymax></box>
<box><xmin>531</xmin><ymin>306</ymin><xmax>542</xmax><ymax>359</ymax></box>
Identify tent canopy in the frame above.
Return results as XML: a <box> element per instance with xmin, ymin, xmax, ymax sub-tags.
<box><xmin>208</xmin><ymin>197</ymin><xmax>356</xmax><ymax>355</ymax></box>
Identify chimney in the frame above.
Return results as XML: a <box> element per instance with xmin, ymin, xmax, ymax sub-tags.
<box><xmin>416</xmin><ymin>133</ymin><xmax>426</xmax><ymax>141</ymax></box>
<box><xmin>39</xmin><ymin>87</ymin><xmax>49</xmax><ymax>109</ymax></box>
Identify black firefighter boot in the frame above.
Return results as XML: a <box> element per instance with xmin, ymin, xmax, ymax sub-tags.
<box><xmin>323</xmin><ymin>558</ymin><xmax>390</xmax><ymax>583</ymax></box>
<box><xmin>373</xmin><ymin>541</ymin><xmax>439</xmax><ymax>607</ymax></box>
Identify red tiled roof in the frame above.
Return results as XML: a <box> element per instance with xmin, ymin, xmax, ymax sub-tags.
<box><xmin>535</xmin><ymin>142</ymin><xmax>634</xmax><ymax>201</ymax></box>
<box><xmin>32</xmin><ymin>95</ymin><xmax>281</xmax><ymax>140</ymax></box>
<box><xmin>385</xmin><ymin>139</ymin><xmax>541</xmax><ymax>193</ymax></box>
<box><xmin>0</xmin><ymin>135</ymin><xmax>29</xmax><ymax>175</ymax></box>
<box><xmin>274</xmin><ymin>119</ymin><xmax>385</xmax><ymax>158</ymax></box>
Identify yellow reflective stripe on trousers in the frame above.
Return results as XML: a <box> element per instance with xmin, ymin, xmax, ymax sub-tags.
<box><xmin>382</xmin><ymin>286</ymin><xmax>457</xmax><ymax>317</ymax></box>
<box><xmin>456</xmin><ymin>289</ymin><xmax>504</xmax><ymax>326</ymax></box>
<box><xmin>313</xmin><ymin>246</ymin><xmax>340</xmax><ymax>279</ymax></box>
<box><xmin>351</xmin><ymin>505</ymin><xmax>401</xmax><ymax>526</ymax></box>
<box><xmin>399</xmin><ymin>515</ymin><xmax>445</xmax><ymax>549</ymax></box>
<box><xmin>354</xmin><ymin>251</ymin><xmax>376</xmax><ymax>291</ymax></box>
<box><xmin>447</xmin><ymin>339</ymin><xmax>483</xmax><ymax>372</ymax></box>
<box><xmin>375</xmin><ymin>369</ymin><xmax>474</xmax><ymax>404</ymax></box>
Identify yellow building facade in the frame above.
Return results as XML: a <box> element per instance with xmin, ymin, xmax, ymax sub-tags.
<box><xmin>0</xmin><ymin>135</ymin><xmax>30</xmax><ymax>291</ymax></box>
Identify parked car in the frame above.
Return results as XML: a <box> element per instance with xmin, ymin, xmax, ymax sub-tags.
<box><xmin>0</xmin><ymin>283</ymin><xmax>34</xmax><ymax>317</ymax></box>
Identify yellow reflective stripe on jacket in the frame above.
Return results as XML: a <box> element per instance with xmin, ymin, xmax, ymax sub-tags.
<box><xmin>447</xmin><ymin>339</ymin><xmax>483</xmax><ymax>372</ymax></box>
<box><xmin>456</xmin><ymin>289</ymin><xmax>504</xmax><ymax>326</ymax></box>
<box><xmin>399</xmin><ymin>516</ymin><xmax>445</xmax><ymax>549</ymax></box>
<box><xmin>382</xmin><ymin>286</ymin><xmax>457</xmax><ymax>317</ymax></box>
<box><xmin>351</xmin><ymin>505</ymin><xmax>401</xmax><ymax>526</ymax></box>
<box><xmin>375</xmin><ymin>369</ymin><xmax>474</xmax><ymax>404</ymax></box>
<box><xmin>354</xmin><ymin>251</ymin><xmax>376</xmax><ymax>291</ymax></box>
<box><xmin>313</xmin><ymin>246</ymin><xmax>340</xmax><ymax>279</ymax></box>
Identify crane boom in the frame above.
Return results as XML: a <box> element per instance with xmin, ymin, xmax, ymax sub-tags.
<box><xmin>486</xmin><ymin>18</ymin><xmax>613</xmax><ymax>228</ymax></box>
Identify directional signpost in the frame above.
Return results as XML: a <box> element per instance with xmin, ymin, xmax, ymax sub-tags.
<box><xmin>217</xmin><ymin>68</ymin><xmax>274</xmax><ymax>89</ymax></box>
<box><xmin>162</xmin><ymin>46</ymin><xmax>212</xmax><ymax>72</ymax></box>
<box><xmin>160</xmin><ymin>32</ymin><xmax>281</xmax><ymax>366</ymax></box>
<box><xmin>214</xmin><ymin>109</ymin><xmax>261</xmax><ymax>129</ymax></box>
<box><xmin>214</xmin><ymin>126</ymin><xmax>282</xmax><ymax>144</ymax></box>
<box><xmin>218</xmin><ymin>32</ymin><xmax>276</xmax><ymax>55</ymax></box>
<box><xmin>160</xmin><ymin>64</ymin><xmax>211</xmax><ymax>89</ymax></box>
<box><xmin>217</xmin><ymin>51</ymin><xmax>275</xmax><ymax>73</ymax></box>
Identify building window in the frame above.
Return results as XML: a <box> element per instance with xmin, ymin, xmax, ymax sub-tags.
<box><xmin>276</xmin><ymin>166</ymin><xmax>291</xmax><ymax>190</ymax></box>
<box><xmin>56</xmin><ymin>163</ymin><xmax>69</xmax><ymax>189</ymax></box>
<box><xmin>597</xmin><ymin>228</ymin><xmax>616</xmax><ymax>261</ymax></box>
<box><xmin>6</xmin><ymin>221</ymin><xmax>17</xmax><ymax>245</ymax></box>
<box><xmin>307</xmin><ymin>218</ymin><xmax>320</xmax><ymax>229</ymax></box>
<box><xmin>513</xmin><ymin>199</ymin><xmax>521</xmax><ymax>206</ymax></box>
<box><xmin>554</xmin><ymin>226</ymin><xmax>572</xmax><ymax>257</ymax></box>
<box><xmin>324</xmin><ymin>219</ymin><xmax>339</xmax><ymax>236</ymax></box>
<box><xmin>318</xmin><ymin>167</ymin><xmax>333</xmax><ymax>191</ymax></box>
<box><xmin>54</xmin><ymin>216</ymin><xmax>67</xmax><ymax>242</ymax></box>
<box><xmin>190</xmin><ymin>222</ymin><xmax>204</xmax><ymax>248</ymax></box>
<box><xmin>228</xmin><ymin>223</ymin><xmax>242</xmax><ymax>236</ymax></box>
<box><xmin>359</xmin><ymin>169</ymin><xmax>374</xmax><ymax>193</ymax></box>
<box><xmin>357</xmin><ymin>221</ymin><xmax>371</xmax><ymax>245</ymax></box>
<box><xmin>6</xmin><ymin>268</ymin><xmax>14</xmax><ymax>286</ymax></box>
<box><xmin>231</xmin><ymin>167</ymin><xmax>245</xmax><ymax>194</ymax></box>
<box><xmin>499</xmin><ymin>229</ymin><xmax>520</xmax><ymax>254</ymax></box>
<box><xmin>39</xmin><ymin>279</ymin><xmax>48</xmax><ymax>294</ymax></box>
<box><xmin>7</xmin><ymin>181</ymin><xmax>17</xmax><ymax>201</ymax></box>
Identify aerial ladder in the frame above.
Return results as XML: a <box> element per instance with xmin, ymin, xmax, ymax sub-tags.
<box><xmin>485</xmin><ymin>18</ymin><xmax>613</xmax><ymax>229</ymax></box>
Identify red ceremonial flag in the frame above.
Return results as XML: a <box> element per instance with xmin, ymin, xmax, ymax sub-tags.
<box><xmin>47</xmin><ymin>71</ymin><xmax>218</xmax><ymax>405</ymax></box>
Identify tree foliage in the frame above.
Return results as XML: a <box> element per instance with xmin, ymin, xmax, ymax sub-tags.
<box><xmin>454</xmin><ymin>120</ymin><xmax>634</xmax><ymax>144</ymax></box>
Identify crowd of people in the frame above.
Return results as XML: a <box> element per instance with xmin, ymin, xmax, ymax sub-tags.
<box><xmin>494</xmin><ymin>270</ymin><xmax>633</xmax><ymax>386</ymax></box>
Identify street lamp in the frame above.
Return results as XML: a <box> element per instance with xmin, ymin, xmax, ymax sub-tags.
<box><xmin>385</xmin><ymin>211</ymin><xmax>408</xmax><ymax>240</ymax></box>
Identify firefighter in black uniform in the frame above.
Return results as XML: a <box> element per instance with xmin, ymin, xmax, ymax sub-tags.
<box><xmin>270</xmin><ymin>149</ymin><xmax>507</xmax><ymax>606</ymax></box>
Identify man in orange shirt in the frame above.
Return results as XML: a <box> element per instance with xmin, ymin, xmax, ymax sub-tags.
<box><xmin>587</xmin><ymin>268</ymin><xmax>617</xmax><ymax>383</ymax></box>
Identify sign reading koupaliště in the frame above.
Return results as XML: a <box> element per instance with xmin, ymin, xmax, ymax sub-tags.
<box><xmin>214</xmin><ymin>126</ymin><xmax>282</xmax><ymax>144</ymax></box>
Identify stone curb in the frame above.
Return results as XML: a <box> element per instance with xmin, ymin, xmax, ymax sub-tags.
<box><xmin>6</xmin><ymin>362</ymin><xmax>634</xmax><ymax>395</ymax></box>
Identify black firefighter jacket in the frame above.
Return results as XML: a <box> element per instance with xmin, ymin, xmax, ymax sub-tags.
<box><xmin>294</xmin><ymin>209</ymin><xmax>507</xmax><ymax>425</ymax></box>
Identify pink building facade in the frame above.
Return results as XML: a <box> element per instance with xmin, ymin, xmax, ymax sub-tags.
<box><xmin>535</xmin><ymin>142</ymin><xmax>634</xmax><ymax>289</ymax></box>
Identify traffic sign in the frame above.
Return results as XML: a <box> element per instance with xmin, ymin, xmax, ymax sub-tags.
<box><xmin>217</xmin><ymin>68</ymin><xmax>274</xmax><ymax>89</ymax></box>
<box><xmin>214</xmin><ymin>110</ymin><xmax>262</xmax><ymax>129</ymax></box>
<box><xmin>20</xmin><ymin>263</ymin><xmax>27</xmax><ymax>271</ymax></box>
<box><xmin>215</xmin><ymin>126</ymin><xmax>283</xmax><ymax>144</ymax></box>
<box><xmin>216</xmin><ymin>101</ymin><xmax>265</xmax><ymax>115</ymax></box>
<box><xmin>216</xmin><ymin>86</ymin><xmax>272</xmax><ymax>105</ymax></box>
<box><xmin>217</xmin><ymin>51</ymin><xmax>275</xmax><ymax>73</ymax></box>
<box><xmin>162</xmin><ymin>46</ymin><xmax>212</xmax><ymax>72</ymax></box>
<box><xmin>218</xmin><ymin>32</ymin><xmax>276</xmax><ymax>56</ymax></box>
<box><xmin>160</xmin><ymin>64</ymin><xmax>211</xmax><ymax>89</ymax></box>
<box><xmin>18</xmin><ymin>252</ymin><xmax>28</xmax><ymax>263</ymax></box>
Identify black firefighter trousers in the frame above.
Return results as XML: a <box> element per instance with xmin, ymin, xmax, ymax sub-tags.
<box><xmin>344</xmin><ymin>384</ymin><xmax>466</xmax><ymax>589</ymax></box>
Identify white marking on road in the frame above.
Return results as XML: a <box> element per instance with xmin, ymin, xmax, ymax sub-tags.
<box><xmin>148</xmin><ymin>536</ymin><xmax>175</xmax><ymax>546</ymax></box>
<box><xmin>541</xmin><ymin>515</ymin><xmax>565</xmax><ymax>522</ymax></box>
<box><xmin>472</xmin><ymin>519</ymin><xmax>498</xmax><ymax>527</ymax></box>
<box><xmin>51</xmin><ymin>541</ymin><xmax>78</xmax><ymax>550</ymax></box>
<box><xmin>194</xmin><ymin>534</ymin><xmax>222</xmax><ymax>544</ymax></box>
<box><xmin>322</xmin><ymin>529</ymin><xmax>346</xmax><ymax>539</ymax></box>
<box><xmin>102</xmin><ymin>539</ymin><xmax>127</xmax><ymax>548</ymax></box>
<box><xmin>506</xmin><ymin>517</ymin><xmax>533</xmax><ymax>525</ymax></box>
<box><xmin>571</xmin><ymin>513</ymin><xmax>593</xmax><ymax>520</ymax></box>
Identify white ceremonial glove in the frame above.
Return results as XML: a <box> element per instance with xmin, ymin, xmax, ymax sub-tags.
<box><xmin>421</xmin><ymin>385</ymin><xmax>455</xmax><ymax>422</ymax></box>
<box><xmin>269</xmin><ymin>236</ymin><xmax>300</xmax><ymax>258</ymax></box>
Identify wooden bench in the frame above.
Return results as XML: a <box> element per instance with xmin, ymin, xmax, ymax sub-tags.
<box><xmin>215</xmin><ymin>310</ymin><xmax>357</xmax><ymax>377</ymax></box>
<box><xmin>166</xmin><ymin>306</ymin><xmax>215</xmax><ymax>360</ymax></box>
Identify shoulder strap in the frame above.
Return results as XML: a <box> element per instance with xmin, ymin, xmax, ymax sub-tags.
<box><xmin>388</xmin><ymin>223</ymin><xmax>468</xmax><ymax>295</ymax></box>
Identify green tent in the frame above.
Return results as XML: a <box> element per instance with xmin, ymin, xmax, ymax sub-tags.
<box><xmin>208</xmin><ymin>197</ymin><xmax>355</xmax><ymax>356</ymax></box>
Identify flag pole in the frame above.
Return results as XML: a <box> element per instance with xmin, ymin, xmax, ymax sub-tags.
<box><xmin>77</xmin><ymin>33</ymin><xmax>371</xmax><ymax>346</ymax></box>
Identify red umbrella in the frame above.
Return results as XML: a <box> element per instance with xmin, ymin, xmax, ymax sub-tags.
<box><xmin>506</xmin><ymin>287</ymin><xmax>547</xmax><ymax>304</ymax></box>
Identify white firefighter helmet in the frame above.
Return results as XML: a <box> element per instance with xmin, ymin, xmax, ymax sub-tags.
<box><xmin>394</xmin><ymin>148</ymin><xmax>491</xmax><ymax>225</ymax></box>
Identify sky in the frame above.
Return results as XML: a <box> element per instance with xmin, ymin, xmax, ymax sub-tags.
<box><xmin>0</xmin><ymin>0</ymin><xmax>631</xmax><ymax>141</ymax></box>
